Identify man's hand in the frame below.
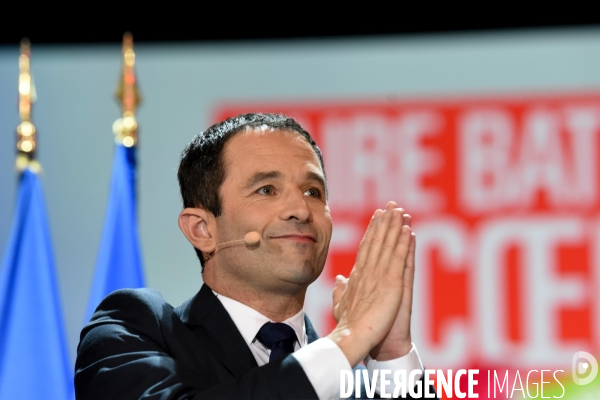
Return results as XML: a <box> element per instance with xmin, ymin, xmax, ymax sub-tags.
<box><xmin>369</xmin><ymin>211</ymin><xmax>415</xmax><ymax>361</ymax></box>
<box><xmin>326</xmin><ymin>201</ymin><xmax>414</xmax><ymax>367</ymax></box>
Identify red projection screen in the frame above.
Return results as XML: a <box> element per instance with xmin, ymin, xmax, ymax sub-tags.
<box><xmin>215</xmin><ymin>91</ymin><xmax>600</xmax><ymax>396</ymax></box>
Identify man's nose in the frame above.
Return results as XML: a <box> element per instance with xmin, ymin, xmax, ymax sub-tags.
<box><xmin>278</xmin><ymin>189</ymin><xmax>312</xmax><ymax>222</ymax></box>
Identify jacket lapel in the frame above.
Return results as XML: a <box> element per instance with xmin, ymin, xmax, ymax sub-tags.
<box><xmin>304</xmin><ymin>314</ymin><xmax>320</xmax><ymax>344</ymax></box>
<box><xmin>175</xmin><ymin>284</ymin><xmax>258</xmax><ymax>378</ymax></box>
<box><xmin>175</xmin><ymin>284</ymin><xmax>323</xmax><ymax>378</ymax></box>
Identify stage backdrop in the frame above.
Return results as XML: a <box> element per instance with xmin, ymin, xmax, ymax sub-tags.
<box><xmin>1</xmin><ymin>27</ymin><xmax>600</xmax><ymax>398</ymax></box>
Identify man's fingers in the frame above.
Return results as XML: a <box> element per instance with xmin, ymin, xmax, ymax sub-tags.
<box><xmin>406</xmin><ymin>233</ymin><xmax>416</xmax><ymax>276</ymax></box>
<box><xmin>386</xmin><ymin>224</ymin><xmax>413</xmax><ymax>280</ymax></box>
<box><xmin>356</xmin><ymin>202</ymin><xmax>401</xmax><ymax>270</ymax></box>
<box><xmin>402</xmin><ymin>232</ymin><xmax>416</xmax><ymax>304</ymax></box>
<box><xmin>355</xmin><ymin>209</ymin><xmax>383</xmax><ymax>269</ymax></box>
<box><xmin>364</xmin><ymin>204</ymin><xmax>404</xmax><ymax>273</ymax></box>
<box><xmin>403</xmin><ymin>214</ymin><xmax>411</xmax><ymax>228</ymax></box>
<box><xmin>393</xmin><ymin>232</ymin><xmax>416</xmax><ymax>341</ymax></box>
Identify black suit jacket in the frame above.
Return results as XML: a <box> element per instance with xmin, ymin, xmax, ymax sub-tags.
<box><xmin>75</xmin><ymin>284</ymin><xmax>434</xmax><ymax>399</ymax></box>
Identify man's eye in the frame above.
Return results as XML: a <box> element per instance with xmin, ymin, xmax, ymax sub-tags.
<box><xmin>256</xmin><ymin>186</ymin><xmax>274</xmax><ymax>195</ymax></box>
<box><xmin>304</xmin><ymin>188</ymin><xmax>321</xmax><ymax>198</ymax></box>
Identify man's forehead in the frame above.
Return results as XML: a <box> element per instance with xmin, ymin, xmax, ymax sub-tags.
<box><xmin>223</xmin><ymin>128</ymin><xmax>322</xmax><ymax>172</ymax></box>
<box><xmin>229</xmin><ymin>126</ymin><xmax>312</xmax><ymax>147</ymax></box>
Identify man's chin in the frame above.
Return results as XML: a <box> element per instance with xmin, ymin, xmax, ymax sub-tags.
<box><xmin>273</xmin><ymin>260</ymin><xmax>323</xmax><ymax>285</ymax></box>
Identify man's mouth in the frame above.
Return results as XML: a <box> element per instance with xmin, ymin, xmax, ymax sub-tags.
<box><xmin>269</xmin><ymin>234</ymin><xmax>317</xmax><ymax>243</ymax></box>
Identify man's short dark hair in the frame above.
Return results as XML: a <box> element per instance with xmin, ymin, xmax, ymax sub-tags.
<box><xmin>178</xmin><ymin>113</ymin><xmax>326</xmax><ymax>267</ymax></box>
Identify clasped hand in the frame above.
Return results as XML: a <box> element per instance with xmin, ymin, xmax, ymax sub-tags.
<box><xmin>327</xmin><ymin>201</ymin><xmax>416</xmax><ymax>367</ymax></box>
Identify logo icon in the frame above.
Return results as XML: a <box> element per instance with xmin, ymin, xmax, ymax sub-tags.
<box><xmin>572</xmin><ymin>351</ymin><xmax>598</xmax><ymax>385</ymax></box>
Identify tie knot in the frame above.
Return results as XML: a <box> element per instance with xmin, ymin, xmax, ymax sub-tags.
<box><xmin>256</xmin><ymin>322</ymin><xmax>298</xmax><ymax>349</ymax></box>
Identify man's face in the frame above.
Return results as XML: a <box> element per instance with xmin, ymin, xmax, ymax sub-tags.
<box><xmin>211</xmin><ymin>127</ymin><xmax>332</xmax><ymax>294</ymax></box>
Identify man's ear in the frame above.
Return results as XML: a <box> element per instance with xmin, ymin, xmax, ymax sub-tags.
<box><xmin>178</xmin><ymin>208</ymin><xmax>216</xmax><ymax>254</ymax></box>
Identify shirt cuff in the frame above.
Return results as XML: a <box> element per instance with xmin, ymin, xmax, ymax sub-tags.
<box><xmin>365</xmin><ymin>343</ymin><xmax>424</xmax><ymax>395</ymax></box>
<box><xmin>292</xmin><ymin>337</ymin><xmax>351</xmax><ymax>400</ymax></box>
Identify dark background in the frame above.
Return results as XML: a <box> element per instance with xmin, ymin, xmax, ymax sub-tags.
<box><xmin>2</xmin><ymin>17</ymin><xmax>600</xmax><ymax>45</ymax></box>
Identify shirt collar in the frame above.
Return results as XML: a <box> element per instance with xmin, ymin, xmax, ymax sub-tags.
<box><xmin>213</xmin><ymin>290</ymin><xmax>306</xmax><ymax>347</ymax></box>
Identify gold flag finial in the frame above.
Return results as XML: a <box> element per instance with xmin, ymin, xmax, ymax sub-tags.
<box><xmin>113</xmin><ymin>32</ymin><xmax>141</xmax><ymax>148</ymax></box>
<box><xmin>16</xmin><ymin>38</ymin><xmax>40</xmax><ymax>172</ymax></box>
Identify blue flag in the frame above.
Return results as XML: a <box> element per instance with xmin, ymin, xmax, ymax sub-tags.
<box><xmin>85</xmin><ymin>144</ymin><xmax>145</xmax><ymax>322</ymax></box>
<box><xmin>0</xmin><ymin>168</ymin><xmax>73</xmax><ymax>399</ymax></box>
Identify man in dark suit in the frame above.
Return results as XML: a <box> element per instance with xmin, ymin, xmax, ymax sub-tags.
<box><xmin>76</xmin><ymin>113</ymin><xmax>435</xmax><ymax>399</ymax></box>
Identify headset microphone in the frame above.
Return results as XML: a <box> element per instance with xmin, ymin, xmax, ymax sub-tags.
<box><xmin>205</xmin><ymin>231</ymin><xmax>261</xmax><ymax>261</ymax></box>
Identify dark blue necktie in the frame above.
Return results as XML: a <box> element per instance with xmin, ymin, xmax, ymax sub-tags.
<box><xmin>256</xmin><ymin>322</ymin><xmax>298</xmax><ymax>362</ymax></box>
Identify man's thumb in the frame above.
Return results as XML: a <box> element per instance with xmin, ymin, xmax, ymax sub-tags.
<box><xmin>332</xmin><ymin>275</ymin><xmax>348</xmax><ymax>305</ymax></box>
<box><xmin>332</xmin><ymin>275</ymin><xmax>348</xmax><ymax>322</ymax></box>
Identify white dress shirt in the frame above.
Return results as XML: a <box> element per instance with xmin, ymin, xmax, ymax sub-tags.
<box><xmin>215</xmin><ymin>291</ymin><xmax>424</xmax><ymax>400</ymax></box>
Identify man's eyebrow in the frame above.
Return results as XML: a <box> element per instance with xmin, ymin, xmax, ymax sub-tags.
<box><xmin>305</xmin><ymin>171</ymin><xmax>326</xmax><ymax>189</ymax></box>
<box><xmin>242</xmin><ymin>171</ymin><xmax>282</xmax><ymax>189</ymax></box>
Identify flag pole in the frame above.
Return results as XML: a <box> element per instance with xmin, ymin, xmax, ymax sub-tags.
<box><xmin>113</xmin><ymin>32</ymin><xmax>141</xmax><ymax>148</ymax></box>
<box><xmin>84</xmin><ymin>32</ymin><xmax>145</xmax><ymax>323</ymax></box>
<box><xmin>0</xmin><ymin>38</ymin><xmax>73</xmax><ymax>399</ymax></box>
<box><xmin>16</xmin><ymin>39</ymin><xmax>40</xmax><ymax>173</ymax></box>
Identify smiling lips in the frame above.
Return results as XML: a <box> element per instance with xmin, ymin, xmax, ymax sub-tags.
<box><xmin>269</xmin><ymin>234</ymin><xmax>317</xmax><ymax>243</ymax></box>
